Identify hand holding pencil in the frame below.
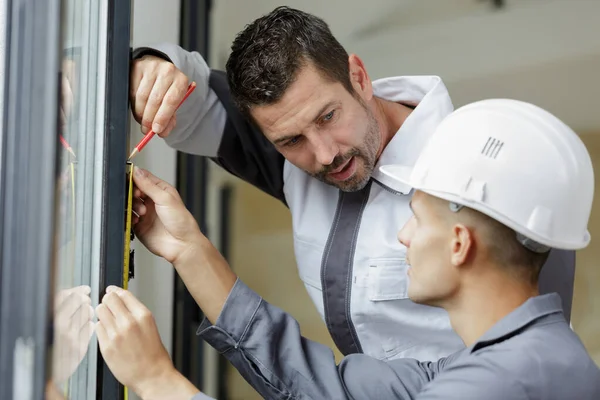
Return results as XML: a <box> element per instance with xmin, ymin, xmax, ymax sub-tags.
<box><xmin>128</xmin><ymin>81</ymin><xmax>196</xmax><ymax>160</ymax></box>
<box><xmin>129</xmin><ymin>54</ymin><xmax>200</xmax><ymax>159</ymax></box>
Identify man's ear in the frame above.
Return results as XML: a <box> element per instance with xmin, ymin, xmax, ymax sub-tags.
<box><xmin>450</xmin><ymin>224</ymin><xmax>474</xmax><ymax>267</ymax></box>
<box><xmin>348</xmin><ymin>54</ymin><xmax>373</xmax><ymax>101</ymax></box>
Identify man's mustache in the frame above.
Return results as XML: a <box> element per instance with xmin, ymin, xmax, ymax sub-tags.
<box><xmin>318</xmin><ymin>149</ymin><xmax>360</xmax><ymax>176</ymax></box>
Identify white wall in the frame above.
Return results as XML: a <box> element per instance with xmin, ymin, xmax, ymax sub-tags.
<box><xmin>127</xmin><ymin>1</ymin><xmax>180</xmax><ymax>399</ymax></box>
<box><xmin>210</xmin><ymin>0</ymin><xmax>600</xmax><ymax>132</ymax></box>
<box><xmin>348</xmin><ymin>0</ymin><xmax>600</xmax><ymax>132</ymax></box>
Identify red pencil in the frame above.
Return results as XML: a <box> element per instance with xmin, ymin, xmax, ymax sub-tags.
<box><xmin>60</xmin><ymin>135</ymin><xmax>76</xmax><ymax>158</ymax></box>
<box><xmin>128</xmin><ymin>81</ymin><xmax>197</xmax><ymax>160</ymax></box>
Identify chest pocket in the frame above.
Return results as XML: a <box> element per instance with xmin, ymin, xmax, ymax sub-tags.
<box><xmin>367</xmin><ymin>258</ymin><xmax>410</xmax><ymax>301</ymax></box>
<box><xmin>293</xmin><ymin>237</ymin><xmax>324</xmax><ymax>290</ymax></box>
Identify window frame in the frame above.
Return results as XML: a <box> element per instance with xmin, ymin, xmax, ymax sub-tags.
<box><xmin>0</xmin><ymin>0</ymin><xmax>62</xmax><ymax>398</ymax></box>
<box><xmin>172</xmin><ymin>0</ymin><xmax>212</xmax><ymax>393</ymax></box>
<box><xmin>0</xmin><ymin>0</ymin><xmax>133</xmax><ymax>398</ymax></box>
<box><xmin>95</xmin><ymin>0</ymin><xmax>132</xmax><ymax>398</ymax></box>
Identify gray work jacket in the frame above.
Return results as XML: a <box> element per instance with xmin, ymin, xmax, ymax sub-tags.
<box><xmin>191</xmin><ymin>279</ymin><xmax>599</xmax><ymax>400</ymax></box>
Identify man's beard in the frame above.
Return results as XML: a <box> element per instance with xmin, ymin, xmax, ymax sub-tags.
<box><xmin>311</xmin><ymin>109</ymin><xmax>380</xmax><ymax>192</ymax></box>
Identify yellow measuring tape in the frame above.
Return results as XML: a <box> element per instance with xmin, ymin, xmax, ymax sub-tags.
<box><xmin>123</xmin><ymin>161</ymin><xmax>134</xmax><ymax>290</ymax></box>
<box><xmin>123</xmin><ymin>161</ymin><xmax>135</xmax><ymax>400</ymax></box>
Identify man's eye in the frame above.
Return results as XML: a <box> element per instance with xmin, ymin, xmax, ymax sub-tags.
<box><xmin>286</xmin><ymin>136</ymin><xmax>301</xmax><ymax>146</ymax></box>
<box><xmin>323</xmin><ymin>110</ymin><xmax>335</xmax><ymax>121</ymax></box>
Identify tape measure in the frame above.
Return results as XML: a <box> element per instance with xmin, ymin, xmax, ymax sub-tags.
<box><xmin>123</xmin><ymin>161</ymin><xmax>135</xmax><ymax>400</ymax></box>
<box><xmin>123</xmin><ymin>162</ymin><xmax>135</xmax><ymax>290</ymax></box>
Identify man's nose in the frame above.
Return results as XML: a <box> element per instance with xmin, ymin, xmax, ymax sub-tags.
<box><xmin>312</xmin><ymin>135</ymin><xmax>338</xmax><ymax>166</ymax></box>
<box><xmin>398</xmin><ymin>216</ymin><xmax>416</xmax><ymax>247</ymax></box>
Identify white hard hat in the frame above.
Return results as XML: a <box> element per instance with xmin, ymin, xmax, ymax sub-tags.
<box><xmin>380</xmin><ymin>99</ymin><xmax>594</xmax><ymax>251</ymax></box>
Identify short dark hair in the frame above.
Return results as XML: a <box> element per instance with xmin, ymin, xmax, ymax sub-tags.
<box><xmin>469</xmin><ymin>208</ymin><xmax>550</xmax><ymax>284</ymax></box>
<box><xmin>226</xmin><ymin>6</ymin><xmax>354</xmax><ymax>116</ymax></box>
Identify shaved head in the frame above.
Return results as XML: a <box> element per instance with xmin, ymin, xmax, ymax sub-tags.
<box><xmin>434</xmin><ymin>197</ymin><xmax>550</xmax><ymax>283</ymax></box>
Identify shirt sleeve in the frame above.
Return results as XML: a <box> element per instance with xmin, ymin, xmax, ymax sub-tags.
<box><xmin>131</xmin><ymin>43</ymin><xmax>225</xmax><ymax>159</ymax></box>
<box><xmin>413</xmin><ymin>354</ymin><xmax>529</xmax><ymax>400</ymax></box>
<box><xmin>196</xmin><ymin>279</ymin><xmax>452</xmax><ymax>399</ymax></box>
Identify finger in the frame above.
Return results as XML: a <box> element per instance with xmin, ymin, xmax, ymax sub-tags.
<box><xmin>54</xmin><ymin>287</ymin><xmax>76</xmax><ymax>307</ymax></box>
<box><xmin>102</xmin><ymin>292</ymin><xmax>134</xmax><ymax>328</ymax></box>
<box><xmin>95</xmin><ymin>321</ymin><xmax>110</xmax><ymax>352</ymax></box>
<box><xmin>107</xmin><ymin>286</ymin><xmax>151</xmax><ymax>320</ymax></box>
<box><xmin>56</xmin><ymin>292</ymin><xmax>91</xmax><ymax>323</ymax></box>
<box><xmin>71</xmin><ymin>285</ymin><xmax>92</xmax><ymax>295</ymax></box>
<box><xmin>133</xmin><ymin>198</ymin><xmax>156</xmax><ymax>230</ymax></box>
<box><xmin>153</xmin><ymin>75</ymin><xmax>188</xmax><ymax>134</ymax></box>
<box><xmin>134</xmin><ymin>197</ymin><xmax>155</xmax><ymax>225</ymax></box>
<box><xmin>61</xmin><ymin>75</ymin><xmax>73</xmax><ymax>118</ymax></box>
<box><xmin>63</xmin><ymin>59</ymin><xmax>77</xmax><ymax>90</ymax></box>
<box><xmin>133</xmin><ymin>184</ymin><xmax>147</xmax><ymax>200</ymax></box>
<box><xmin>157</xmin><ymin>115</ymin><xmax>177</xmax><ymax>139</ymax></box>
<box><xmin>132</xmin><ymin>167</ymin><xmax>180</xmax><ymax>206</ymax></box>
<box><xmin>129</xmin><ymin>59</ymin><xmax>145</xmax><ymax>111</ymax></box>
<box><xmin>95</xmin><ymin>304</ymin><xmax>117</xmax><ymax>339</ymax></box>
<box><xmin>71</xmin><ymin>303</ymin><xmax>94</xmax><ymax>331</ymax></box>
<box><xmin>60</xmin><ymin>106</ymin><xmax>67</xmax><ymax>128</ymax></box>
<box><xmin>78</xmin><ymin>321</ymin><xmax>95</xmax><ymax>353</ymax></box>
<box><xmin>132</xmin><ymin>197</ymin><xmax>147</xmax><ymax>216</ymax></box>
<box><xmin>134</xmin><ymin>73</ymin><xmax>158</xmax><ymax>129</ymax></box>
<box><xmin>142</xmin><ymin>64</ymin><xmax>175</xmax><ymax>133</ymax></box>
<box><xmin>55</xmin><ymin>285</ymin><xmax>91</xmax><ymax>305</ymax></box>
<box><xmin>79</xmin><ymin>305</ymin><xmax>95</xmax><ymax>330</ymax></box>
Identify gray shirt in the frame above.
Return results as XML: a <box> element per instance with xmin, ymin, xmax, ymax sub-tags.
<box><xmin>191</xmin><ymin>279</ymin><xmax>599</xmax><ymax>399</ymax></box>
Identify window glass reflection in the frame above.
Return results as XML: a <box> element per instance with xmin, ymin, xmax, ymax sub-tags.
<box><xmin>52</xmin><ymin>0</ymin><xmax>108</xmax><ymax>398</ymax></box>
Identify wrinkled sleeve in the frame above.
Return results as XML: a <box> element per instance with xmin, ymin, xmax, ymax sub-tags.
<box><xmin>413</xmin><ymin>358</ymin><xmax>529</xmax><ymax>400</ymax></box>
<box><xmin>197</xmin><ymin>279</ymin><xmax>450</xmax><ymax>399</ymax></box>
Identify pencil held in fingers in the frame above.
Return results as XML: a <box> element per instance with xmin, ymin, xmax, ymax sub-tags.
<box><xmin>128</xmin><ymin>81</ymin><xmax>197</xmax><ymax>161</ymax></box>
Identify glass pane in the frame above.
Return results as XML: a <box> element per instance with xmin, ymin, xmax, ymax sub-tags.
<box><xmin>51</xmin><ymin>0</ymin><xmax>108</xmax><ymax>398</ymax></box>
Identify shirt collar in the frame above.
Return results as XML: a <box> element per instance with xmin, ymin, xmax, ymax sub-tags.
<box><xmin>370</xmin><ymin>76</ymin><xmax>454</xmax><ymax>192</ymax></box>
<box><xmin>471</xmin><ymin>293</ymin><xmax>565</xmax><ymax>353</ymax></box>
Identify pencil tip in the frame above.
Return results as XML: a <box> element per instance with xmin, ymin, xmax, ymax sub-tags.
<box><xmin>128</xmin><ymin>148</ymin><xmax>138</xmax><ymax>160</ymax></box>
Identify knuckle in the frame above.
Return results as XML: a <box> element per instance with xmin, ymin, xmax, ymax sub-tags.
<box><xmin>122</xmin><ymin>319</ymin><xmax>135</xmax><ymax>334</ymax></box>
<box><xmin>160</xmin><ymin>62</ymin><xmax>176</xmax><ymax>75</ymax></box>
<box><xmin>175</xmin><ymin>74</ymin><xmax>189</xmax><ymax>88</ymax></box>
<box><xmin>149</xmin><ymin>90</ymin><xmax>164</xmax><ymax>104</ymax></box>
<box><xmin>136</xmin><ymin>88</ymin><xmax>151</xmax><ymax>103</ymax></box>
<box><xmin>140</xmin><ymin>310</ymin><xmax>154</xmax><ymax>324</ymax></box>
<box><xmin>139</xmin><ymin>55</ymin><xmax>159</xmax><ymax>68</ymax></box>
<box><xmin>163</xmin><ymin>91</ymin><xmax>180</xmax><ymax>107</ymax></box>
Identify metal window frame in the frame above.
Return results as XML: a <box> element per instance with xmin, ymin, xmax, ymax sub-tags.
<box><xmin>0</xmin><ymin>0</ymin><xmax>131</xmax><ymax>398</ymax></box>
<box><xmin>216</xmin><ymin>184</ymin><xmax>233</xmax><ymax>398</ymax></box>
<box><xmin>0</xmin><ymin>0</ymin><xmax>62</xmax><ymax>398</ymax></box>
<box><xmin>95</xmin><ymin>0</ymin><xmax>132</xmax><ymax>398</ymax></box>
<box><xmin>172</xmin><ymin>0</ymin><xmax>212</xmax><ymax>392</ymax></box>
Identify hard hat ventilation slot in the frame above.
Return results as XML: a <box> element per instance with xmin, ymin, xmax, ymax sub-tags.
<box><xmin>449</xmin><ymin>202</ymin><xmax>464</xmax><ymax>213</ymax></box>
<box><xmin>481</xmin><ymin>137</ymin><xmax>504</xmax><ymax>159</ymax></box>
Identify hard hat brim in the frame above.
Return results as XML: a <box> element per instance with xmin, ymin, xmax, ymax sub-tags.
<box><xmin>378</xmin><ymin>164</ymin><xmax>592</xmax><ymax>251</ymax></box>
<box><xmin>378</xmin><ymin>164</ymin><xmax>416</xmax><ymax>194</ymax></box>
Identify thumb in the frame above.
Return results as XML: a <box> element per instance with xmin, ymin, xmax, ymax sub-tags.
<box><xmin>132</xmin><ymin>167</ymin><xmax>180</xmax><ymax>206</ymax></box>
